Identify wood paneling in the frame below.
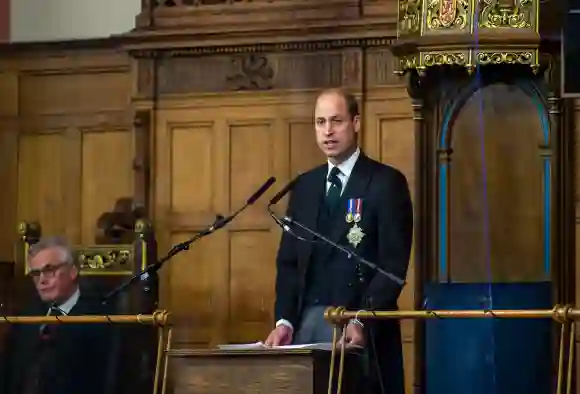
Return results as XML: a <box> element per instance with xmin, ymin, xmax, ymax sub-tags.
<box><xmin>0</xmin><ymin>40</ymin><xmax>418</xmax><ymax>394</ymax></box>
<box><xmin>0</xmin><ymin>45</ymin><xmax>135</xmax><ymax>271</ymax></box>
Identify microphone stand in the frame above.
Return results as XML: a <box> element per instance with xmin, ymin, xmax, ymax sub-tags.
<box><xmin>102</xmin><ymin>214</ymin><xmax>225</xmax><ymax>305</ymax></box>
<box><xmin>279</xmin><ymin>215</ymin><xmax>405</xmax><ymax>286</ymax></box>
<box><xmin>103</xmin><ymin>176</ymin><xmax>277</xmax><ymax>305</ymax></box>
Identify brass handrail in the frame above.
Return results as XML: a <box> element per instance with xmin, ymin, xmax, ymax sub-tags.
<box><xmin>0</xmin><ymin>310</ymin><xmax>171</xmax><ymax>326</ymax></box>
<box><xmin>0</xmin><ymin>309</ymin><xmax>173</xmax><ymax>394</ymax></box>
<box><xmin>324</xmin><ymin>305</ymin><xmax>579</xmax><ymax>323</ymax></box>
<box><xmin>323</xmin><ymin>305</ymin><xmax>576</xmax><ymax>394</ymax></box>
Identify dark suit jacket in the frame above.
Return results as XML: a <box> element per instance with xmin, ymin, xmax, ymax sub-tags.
<box><xmin>274</xmin><ymin>152</ymin><xmax>413</xmax><ymax>394</ymax></box>
<box><xmin>0</xmin><ymin>293</ymin><xmax>112</xmax><ymax>394</ymax></box>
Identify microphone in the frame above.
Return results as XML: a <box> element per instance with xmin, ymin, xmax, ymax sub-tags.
<box><xmin>212</xmin><ymin>176</ymin><xmax>277</xmax><ymax>232</ymax></box>
<box><xmin>268</xmin><ymin>178</ymin><xmax>295</xmax><ymax>207</ymax></box>
<box><xmin>248</xmin><ymin>176</ymin><xmax>276</xmax><ymax>205</ymax></box>
<box><xmin>103</xmin><ymin>177</ymin><xmax>277</xmax><ymax>304</ymax></box>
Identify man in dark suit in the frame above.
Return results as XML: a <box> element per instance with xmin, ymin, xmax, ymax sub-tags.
<box><xmin>1</xmin><ymin>236</ymin><xmax>111</xmax><ymax>394</ymax></box>
<box><xmin>265</xmin><ymin>89</ymin><xmax>413</xmax><ymax>394</ymax></box>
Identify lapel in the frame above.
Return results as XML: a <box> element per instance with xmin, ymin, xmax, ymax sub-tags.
<box><xmin>299</xmin><ymin>166</ymin><xmax>327</xmax><ymax>271</ymax></box>
<box><xmin>326</xmin><ymin>153</ymin><xmax>374</xmax><ymax>248</ymax></box>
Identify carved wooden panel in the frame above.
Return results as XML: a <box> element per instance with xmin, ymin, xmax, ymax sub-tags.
<box><xmin>135</xmin><ymin>47</ymin><xmax>408</xmax><ymax>97</ymax></box>
<box><xmin>138</xmin><ymin>52</ymin><xmax>350</xmax><ymax>96</ymax></box>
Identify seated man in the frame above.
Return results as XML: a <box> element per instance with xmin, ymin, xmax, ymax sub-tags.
<box><xmin>1</xmin><ymin>236</ymin><xmax>112</xmax><ymax>394</ymax></box>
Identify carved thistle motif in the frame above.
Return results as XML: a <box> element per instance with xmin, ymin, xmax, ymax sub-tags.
<box><xmin>226</xmin><ymin>54</ymin><xmax>274</xmax><ymax>91</ymax></box>
<box><xmin>479</xmin><ymin>0</ymin><xmax>533</xmax><ymax>28</ymax></box>
<box><xmin>398</xmin><ymin>0</ymin><xmax>422</xmax><ymax>34</ymax></box>
<box><xmin>426</xmin><ymin>0</ymin><xmax>469</xmax><ymax>30</ymax></box>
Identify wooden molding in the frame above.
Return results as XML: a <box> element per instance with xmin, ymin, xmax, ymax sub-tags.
<box><xmin>135</xmin><ymin>47</ymin><xmax>403</xmax><ymax>96</ymax></box>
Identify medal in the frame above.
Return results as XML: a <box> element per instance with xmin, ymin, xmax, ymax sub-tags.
<box><xmin>347</xmin><ymin>224</ymin><xmax>365</xmax><ymax>247</ymax></box>
<box><xmin>353</xmin><ymin>198</ymin><xmax>362</xmax><ymax>223</ymax></box>
<box><xmin>345</xmin><ymin>199</ymin><xmax>355</xmax><ymax>223</ymax></box>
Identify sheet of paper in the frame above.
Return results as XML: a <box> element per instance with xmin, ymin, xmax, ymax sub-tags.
<box><xmin>217</xmin><ymin>342</ymin><xmax>342</xmax><ymax>351</ymax></box>
<box><xmin>217</xmin><ymin>342</ymin><xmax>266</xmax><ymax>350</ymax></box>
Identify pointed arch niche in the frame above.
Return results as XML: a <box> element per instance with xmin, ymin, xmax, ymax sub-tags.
<box><xmin>438</xmin><ymin>81</ymin><xmax>550</xmax><ymax>284</ymax></box>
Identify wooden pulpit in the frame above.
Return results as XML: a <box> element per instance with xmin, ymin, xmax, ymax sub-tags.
<box><xmin>166</xmin><ymin>348</ymin><xmax>364</xmax><ymax>394</ymax></box>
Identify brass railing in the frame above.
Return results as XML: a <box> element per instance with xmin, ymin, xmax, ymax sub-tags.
<box><xmin>324</xmin><ymin>305</ymin><xmax>577</xmax><ymax>394</ymax></box>
<box><xmin>0</xmin><ymin>310</ymin><xmax>173</xmax><ymax>394</ymax></box>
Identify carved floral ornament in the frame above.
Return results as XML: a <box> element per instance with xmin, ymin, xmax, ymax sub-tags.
<box><xmin>395</xmin><ymin>51</ymin><xmax>537</xmax><ymax>76</ymax></box>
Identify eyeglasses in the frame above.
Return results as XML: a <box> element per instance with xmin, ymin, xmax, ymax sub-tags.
<box><xmin>28</xmin><ymin>262</ymin><xmax>67</xmax><ymax>279</ymax></box>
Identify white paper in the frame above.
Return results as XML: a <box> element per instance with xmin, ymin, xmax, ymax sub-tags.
<box><xmin>217</xmin><ymin>341</ymin><xmax>336</xmax><ymax>351</ymax></box>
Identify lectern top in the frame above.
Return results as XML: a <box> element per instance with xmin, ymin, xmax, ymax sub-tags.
<box><xmin>167</xmin><ymin>348</ymin><xmax>327</xmax><ymax>358</ymax></box>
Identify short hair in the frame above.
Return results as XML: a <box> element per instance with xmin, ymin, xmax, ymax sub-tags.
<box><xmin>27</xmin><ymin>236</ymin><xmax>76</xmax><ymax>267</ymax></box>
<box><xmin>317</xmin><ymin>88</ymin><xmax>360</xmax><ymax>119</ymax></box>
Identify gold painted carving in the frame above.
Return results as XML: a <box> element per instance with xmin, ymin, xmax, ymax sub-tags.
<box><xmin>396</xmin><ymin>55</ymin><xmax>420</xmax><ymax>75</ymax></box>
<box><xmin>426</xmin><ymin>0</ymin><xmax>469</xmax><ymax>30</ymax></box>
<box><xmin>423</xmin><ymin>52</ymin><xmax>467</xmax><ymax>67</ymax></box>
<box><xmin>476</xmin><ymin>51</ymin><xmax>533</xmax><ymax>65</ymax></box>
<box><xmin>479</xmin><ymin>0</ymin><xmax>533</xmax><ymax>28</ymax></box>
<box><xmin>78</xmin><ymin>249</ymin><xmax>132</xmax><ymax>271</ymax></box>
<box><xmin>398</xmin><ymin>0</ymin><xmax>422</xmax><ymax>34</ymax></box>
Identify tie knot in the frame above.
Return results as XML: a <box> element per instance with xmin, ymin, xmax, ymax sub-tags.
<box><xmin>328</xmin><ymin>167</ymin><xmax>341</xmax><ymax>185</ymax></box>
<box><xmin>49</xmin><ymin>306</ymin><xmax>63</xmax><ymax>316</ymax></box>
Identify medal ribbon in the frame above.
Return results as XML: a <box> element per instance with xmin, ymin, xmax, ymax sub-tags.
<box><xmin>355</xmin><ymin>198</ymin><xmax>362</xmax><ymax>219</ymax></box>
<box><xmin>347</xmin><ymin>199</ymin><xmax>355</xmax><ymax>216</ymax></box>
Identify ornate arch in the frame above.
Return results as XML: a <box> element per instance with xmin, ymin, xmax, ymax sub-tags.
<box><xmin>436</xmin><ymin>77</ymin><xmax>552</xmax><ymax>281</ymax></box>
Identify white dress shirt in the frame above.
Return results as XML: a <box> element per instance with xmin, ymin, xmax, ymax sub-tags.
<box><xmin>276</xmin><ymin>147</ymin><xmax>361</xmax><ymax>332</ymax></box>
<box><xmin>47</xmin><ymin>287</ymin><xmax>80</xmax><ymax>315</ymax></box>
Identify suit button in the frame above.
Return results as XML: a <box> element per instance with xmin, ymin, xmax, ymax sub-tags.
<box><xmin>314</xmin><ymin>299</ymin><xmax>320</xmax><ymax>304</ymax></box>
<box><xmin>347</xmin><ymin>283</ymin><xmax>353</xmax><ymax>288</ymax></box>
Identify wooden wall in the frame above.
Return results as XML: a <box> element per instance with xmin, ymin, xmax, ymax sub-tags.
<box><xmin>0</xmin><ymin>40</ymin><xmax>419</xmax><ymax>392</ymax></box>
<box><xmin>0</xmin><ymin>33</ymin><xmax>575</xmax><ymax>394</ymax></box>
<box><xmin>0</xmin><ymin>44</ymin><xmax>134</xmax><ymax>252</ymax></box>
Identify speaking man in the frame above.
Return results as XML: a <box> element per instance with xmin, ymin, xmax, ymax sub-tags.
<box><xmin>265</xmin><ymin>89</ymin><xmax>413</xmax><ymax>394</ymax></box>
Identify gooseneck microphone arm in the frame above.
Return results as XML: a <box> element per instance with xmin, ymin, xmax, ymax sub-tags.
<box><xmin>102</xmin><ymin>176</ymin><xmax>277</xmax><ymax>304</ymax></box>
<box><xmin>281</xmin><ymin>216</ymin><xmax>405</xmax><ymax>286</ymax></box>
<box><xmin>266</xmin><ymin>179</ymin><xmax>314</xmax><ymax>243</ymax></box>
<box><xmin>267</xmin><ymin>179</ymin><xmax>405</xmax><ymax>286</ymax></box>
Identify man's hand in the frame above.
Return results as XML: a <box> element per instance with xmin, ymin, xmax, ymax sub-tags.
<box><xmin>337</xmin><ymin>322</ymin><xmax>365</xmax><ymax>348</ymax></box>
<box><xmin>265</xmin><ymin>325</ymin><xmax>293</xmax><ymax>347</ymax></box>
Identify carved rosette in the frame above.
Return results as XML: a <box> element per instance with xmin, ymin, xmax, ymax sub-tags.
<box><xmin>394</xmin><ymin>0</ymin><xmax>541</xmax><ymax>75</ymax></box>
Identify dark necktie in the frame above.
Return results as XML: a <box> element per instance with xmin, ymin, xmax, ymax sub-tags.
<box><xmin>40</xmin><ymin>306</ymin><xmax>62</xmax><ymax>341</ymax></box>
<box><xmin>326</xmin><ymin>167</ymin><xmax>342</xmax><ymax>212</ymax></box>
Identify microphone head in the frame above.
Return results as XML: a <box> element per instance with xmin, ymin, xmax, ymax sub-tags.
<box><xmin>247</xmin><ymin>176</ymin><xmax>276</xmax><ymax>205</ymax></box>
<box><xmin>269</xmin><ymin>179</ymin><xmax>296</xmax><ymax>206</ymax></box>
